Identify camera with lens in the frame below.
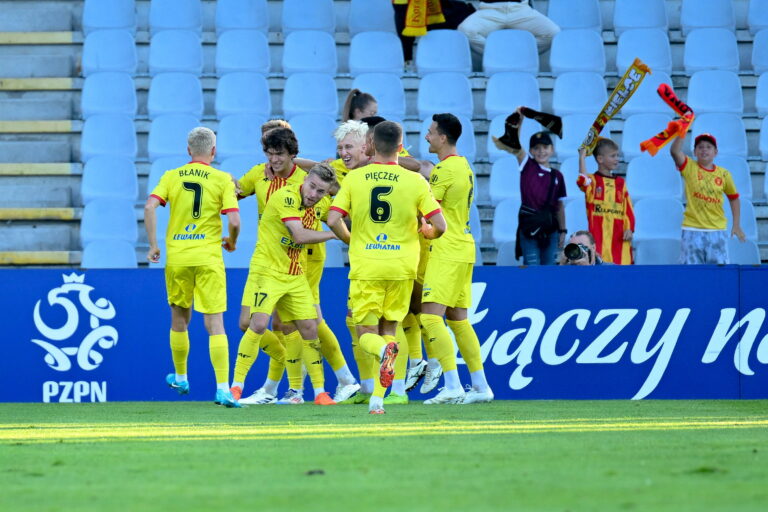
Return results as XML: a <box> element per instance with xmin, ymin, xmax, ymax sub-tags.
<box><xmin>563</xmin><ymin>243</ymin><xmax>592</xmax><ymax>263</ymax></box>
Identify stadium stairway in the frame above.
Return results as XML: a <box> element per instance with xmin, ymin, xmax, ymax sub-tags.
<box><xmin>0</xmin><ymin>0</ymin><xmax>766</xmax><ymax>266</ymax></box>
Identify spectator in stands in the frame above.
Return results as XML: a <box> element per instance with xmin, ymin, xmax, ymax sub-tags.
<box><xmin>458</xmin><ymin>0</ymin><xmax>560</xmax><ymax>55</ymax></box>
<box><xmin>558</xmin><ymin>230</ymin><xmax>606</xmax><ymax>265</ymax></box>
<box><xmin>341</xmin><ymin>89</ymin><xmax>378</xmax><ymax>122</ymax></box>
<box><xmin>671</xmin><ymin>132</ymin><xmax>745</xmax><ymax>264</ymax></box>
<box><xmin>394</xmin><ymin>0</ymin><xmax>477</xmax><ymax>64</ymax></box>
<box><xmin>577</xmin><ymin>140</ymin><xmax>635</xmax><ymax>265</ymax></box>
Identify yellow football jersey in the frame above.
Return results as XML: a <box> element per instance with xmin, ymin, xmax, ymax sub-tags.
<box><xmin>305</xmin><ymin>195</ymin><xmax>331</xmax><ymax>263</ymax></box>
<box><xmin>251</xmin><ymin>183</ymin><xmax>311</xmax><ymax>275</ymax></box>
<box><xmin>428</xmin><ymin>155</ymin><xmax>476</xmax><ymax>263</ymax></box>
<box><xmin>238</xmin><ymin>164</ymin><xmax>307</xmax><ymax>218</ymax></box>
<box><xmin>679</xmin><ymin>157</ymin><xmax>738</xmax><ymax>230</ymax></box>
<box><xmin>151</xmin><ymin>162</ymin><xmax>239</xmax><ymax>266</ymax></box>
<box><xmin>331</xmin><ymin>162</ymin><xmax>441</xmax><ymax>280</ymax></box>
<box><xmin>330</xmin><ymin>159</ymin><xmax>352</xmax><ymax>186</ymax></box>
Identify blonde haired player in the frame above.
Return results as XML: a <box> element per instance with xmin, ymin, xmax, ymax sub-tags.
<box><xmin>145</xmin><ymin>126</ymin><xmax>242</xmax><ymax>407</ymax></box>
<box><xmin>327</xmin><ymin>121</ymin><xmax>447</xmax><ymax>414</ymax></box>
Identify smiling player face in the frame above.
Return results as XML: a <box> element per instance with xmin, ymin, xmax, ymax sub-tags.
<box><xmin>337</xmin><ymin>134</ymin><xmax>368</xmax><ymax>170</ymax></box>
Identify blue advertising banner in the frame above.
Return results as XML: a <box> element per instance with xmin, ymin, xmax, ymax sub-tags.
<box><xmin>1</xmin><ymin>266</ymin><xmax>766</xmax><ymax>403</ymax></box>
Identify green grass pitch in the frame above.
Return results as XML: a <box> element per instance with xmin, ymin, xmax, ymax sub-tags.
<box><xmin>1</xmin><ymin>400</ymin><xmax>767</xmax><ymax>511</ymax></box>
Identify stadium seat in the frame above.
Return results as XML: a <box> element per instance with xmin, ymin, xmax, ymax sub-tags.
<box><xmin>80</xmin><ymin>114</ymin><xmax>137</xmax><ymax>163</ymax></box>
<box><xmin>613</xmin><ymin>0</ymin><xmax>668</xmax><ymax>37</ymax></box>
<box><xmin>622</xmin><ymin>71</ymin><xmax>673</xmax><ymax>116</ymax></box>
<box><xmin>753</xmin><ymin>30</ymin><xmax>768</xmax><ymax>75</ymax></box>
<box><xmin>148</xmin><ymin>155</ymin><xmax>189</xmax><ymax>193</ymax></box>
<box><xmin>749</xmin><ymin>0</ymin><xmax>768</xmax><ymax>35</ymax></box>
<box><xmin>282</xmin><ymin>72</ymin><xmax>338</xmax><ymax>119</ymax></box>
<box><xmin>634</xmin><ymin>239</ymin><xmax>681</xmax><ymax>264</ymax></box>
<box><xmin>219</xmin><ymin>155</ymin><xmax>262</xmax><ymax>176</ymax></box>
<box><xmin>215</xmin><ymin>30</ymin><xmax>270</xmax><ymax>76</ymax></box>
<box><xmin>557</xmin><ymin>114</ymin><xmax>612</xmax><ymax>162</ymax></box>
<box><xmin>216</xmin><ymin>114</ymin><xmax>269</xmax><ymax>161</ymax></box>
<box><xmin>621</xmin><ymin>114</ymin><xmax>674</xmax><ymax>160</ymax></box>
<box><xmin>496</xmin><ymin>241</ymin><xmax>522</xmax><ymax>266</ymax></box>
<box><xmin>415</xmin><ymin>30</ymin><xmax>472</xmax><ymax>76</ymax></box>
<box><xmin>485</xmin><ymin>72</ymin><xmax>541</xmax><ymax>119</ymax></box>
<box><xmin>615</xmin><ymin>29</ymin><xmax>672</xmax><ymax>76</ymax></box>
<box><xmin>492</xmin><ymin>198</ymin><xmax>522</xmax><ymax>246</ymax></box>
<box><xmin>82</xmin><ymin>240</ymin><xmax>138</xmax><ymax>268</ymax></box>
<box><xmin>633</xmin><ymin>198</ymin><xmax>684</xmax><ymax>241</ymax></box>
<box><xmin>714</xmin><ymin>155</ymin><xmax>752</xmax><ymax>200</ymax></box>
<box><xmin>762</xmin><ymin>117</ymin><xmax>768</xmax><ymax>160</ymax></box>
<box><xmin>548</xmin><ymin>0</ymin><xmax>601</xmax><ymax>32</ymax></box>
<box><xmin>483</xmin><ymin>30</ymin><xmax>538</xmax><ymax>75</ymax></box>
<box><xmin>758</xmin><ymin>73</ymin><xmax>768</xmax><ymax>117</ymax></box>
<box><xmin>282</xmin><ymin>30</ymin><xmax>337</xmax><ymax>76</ymax></box>
<box><xmin>147</xmin><ymin>73</ymin><xmax>203</xmax><ymax>120</ymax></box>
<box><xmin>82</xmin><ymin>30</ymin><xmax>137</xmax><ymax>77</ymax></box>
<box><xmin>82</xmin><ymin>0</ymin><xmax>136</xmax><ymax>35</ymax></box>
<box><xmin>728</xmin><ymin>238</ymin><xmax>761</xmax><ymax>265</ymax></box>
<box><xmin>149</xmin><ymin>0</ymin><xmax>202</xmax><ymax>35</ymax></box>
<box><xmin>215</xmin><ymin>0</ymin><xmax>268</xmax><ymax>35</ymax></box>
<box><xmin>148</xmin><ymin>30</ymin><xmax>203</xmax><ymax>76</ymax></box>
<box><xmin>470</xmin><ymin>202</ymin><xmax>482</xmax><ymax>244</ymax></box>
<box><xmin>351</xmin><ymin>73</ymin><xmax>406</xmax><ymax>119</ymax></box>
<box><xmin>215</xmin><ymin>72</ymin><xmax>271</xmax><ymax>119</ymax></box>
<box><xmin>680</xmin><ymin>0</ymin><xmax>735</xmax><ymax>36</ymax></box>
<box><xmin>81</xmin><ymin>156</ymin><xmax>138</xmax><ymax>205</ymax></box>
<box><xmin>324</xmin><ymin>240</ymin><xmax>345</xmax><ymax>267</ymax></box>
<box><xmin>724</xmin><ymin>199</ymin><xmax>758</xmax><ymax>242</ymax></box>
<box><xmin>486</xmin><ymin>114</ymin><xmax>539</xmax><ymax>164</ymax></box>
<box><xmin>683</xmin><ymin>28</ymin><xmax>739</xmax><ymax>75</ymax></box>
<box><xmin>549</xmin><ymin>29</ymin><xmax>606</xmax><ymax>76</ymax></box>
<box><xmin>282</xmin><ymin>0</ymin><xmax>335</xmax><ymax>35</ymax></box>
<box><xmin>349</xmin><ymin>31</ymin><xmax>403</xmax><ymax>76</ymax></box>
<box><xmin>349</xmin><ymin>0</ymin><xmax>396</xmax><ymax>35</ymax></box>
<box><xmin>552</xmin><ymin>72</ymin><xmax>607</xmax><ymax>116</ymax></box>
<box><xmin>81</xmin><ymin>72</ymin><xmax>137</xmax><ymax>119</ymax></box>
<box><xmin>417</xmin><ymin>72</ymin><xmax>473</xmax><ymax>120</ymax></box>
<box><xmin>419</xmin><ymin>116</ymin><xmax>476</xmax><ymax>163</ymax></box>
<box><xmin>564</xmin><ymin>196</ymin><xmax>588</xmax><ymax>234</ymax></box>
<box><xmin>489</xmin><ymin>157</ymin><xmax>521</xmax><ymax>205</ymax></box>
<box><xmin>289</xmin><ymin>114</ymin><xmax>337</xmax><ymax>161</ymax></box>
<box><xmin>147</xmin><ymin>114</ymin><xmax>199</xmax><ymax>162</ymax></box>
<box><xmin>690</xmin><ymin>113</ymin><xmax>748</xmax><ymax>158</ymax></box>
<box><xmin>80</xmin><ymin>198</ymin><xmax>138</xmax><ymax>247</ymax></box>
<box><xmin>559</xmin><ymin>155</ymin><xmax>597</xmax><ymax>193</ymax></box>
<box><xmin>687</xmin><ymin>70</ymin><xmax>743</xmax><ymax>115</ymax></box>
<box><xmin>624</xmin><ymin>154</ymin><xmax>682</xmax><ymax>202</ymax></box>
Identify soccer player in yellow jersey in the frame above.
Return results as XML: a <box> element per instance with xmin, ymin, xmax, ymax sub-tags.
<box><xmin>327</xmin><ymin>121</ymin><xmax>447</xmax><ymax>414</ymax></box>
<box><xmin>238</xmin><ymin>163</ymin><xmax>343</xmax><ymax>405</ymax></box>
<box><xmin>144</xmin><ymin>127</ymin><xmax>242</xmax><ymax>407</ymax></box>
<box><xmin>420</xmin><ymin>113</ymin><xmax>494</xmax><ymax>404</ymax></box>
<box><xmin>671</xmin><ymin>132</ymin><xmax>746</xmax><ymax>263</ymax></box>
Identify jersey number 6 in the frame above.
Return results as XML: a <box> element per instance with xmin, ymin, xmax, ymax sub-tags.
<box><xmin>369</xmin><ymin>186</ymin><xmax>393</xmax><ymax>223</ymax></box>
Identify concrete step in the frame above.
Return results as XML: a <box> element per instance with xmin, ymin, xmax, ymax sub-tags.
<box><xmin>0</xmin><ymin>54</ymin><xmax>72</xmax><ymax>78</ymax></box>
<box><xmin>0</xmin><ymin>250</ymin><xmax>81</xmax><ymax>266</ymax></box>
<box><xmin>0</xmin><ymin>223</ymin><xmax>76</xmax><ymax>251</ymax></box>
<box><xmin>0</xmin><ymin>162</ymin><xmax>81</xmax><ymax>175</ymax></box>
<box><xmin>0</xmin><ymin>98</ymin><xmax>72</xmax><ymax>120</ymax></box>
<box><xmin>0</xmin><ymin>139</ymin><xmax>71</xmax><ymax>162</ymax></box>
<box><xmin>0</xmin><ymin>2</ymin><xmax>74</xmax><ymax>31</ymax></box>
<box><xmin>0</xmin><ymin>183</ymin><xmax>72</xmax><ymax>207</ymax></box>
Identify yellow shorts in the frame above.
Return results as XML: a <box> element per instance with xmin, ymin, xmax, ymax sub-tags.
<box><xmin>305</xmin><ymin>258</ymin><xmax>323</xmax><ymax>304</ymax></box>
<box><xmin>349</xmin><ymin>279</ymin><xmax>413</xmax><ymax>326</ymax></box>
<box><xmin>421</xmin><ymin>258</ymin><xmax>473</xmax><ymax>309</ymax></box>
<box><xmin>165</xmin><ymin>263</ymin><xmax>226</xmax><ymax>314</ymax></box>
<box><xmin>416</xmin><ymin>236</ymin><xmax>431</xmax><ymax>284</ymax></box>
<box><xmin>242</xmin><ymin>266</ymin><xmax>317</xmax><ymax>323</ymax></box>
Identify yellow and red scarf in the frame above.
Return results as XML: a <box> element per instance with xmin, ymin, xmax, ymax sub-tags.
<box><xmin>394</xmin><ymin>0</ymin><xmax>445</xmax><ymax>37</ymax></box>
<box><xmin>640</xmin><ymin>84</ymin><xmax>695</xmax><ymax>156</ymax></box>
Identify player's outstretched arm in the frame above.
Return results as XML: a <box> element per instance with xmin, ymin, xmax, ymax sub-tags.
<box><xmin>419</xmin><ymin>212</ymin><xmax>447</xmax><ymax>240</ymax></box>
<box><xmin>294</xmin><ymin>157</ymin><xmax>319</xmax><ymax>171</ymax></box>
<box><xmin>144</xmin><ymin>196</ymin><xmax>162</xmax><ymax>263</ymax></box>
<box><xmin>222</xmin><ymin>211</ymin><xmax>241</xmax><ymax>252</ymax></box>
<box><xmin>326</xmin><ymin>210</ymin><xmax>350</xmax><ymax>245</ymax></box>
<box><xmin>284</xmin><ymin>219</ymin><xmax>337</xmax><ymax>245</ymax></box>
<box><xmin>670</xmin><ymin>131</ymin><xmax>686</xmax><ymax>169</ymax></box>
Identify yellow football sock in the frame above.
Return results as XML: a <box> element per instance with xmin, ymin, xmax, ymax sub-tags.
<box><xmin>284</xmin><ymin>330</ymin><xmax>303</xmax><ymax>389</ymax></box>
<box><xmin>169</xmin><ymin>330</ymin><xmax>189</xmax><ymax>375</ymax></box>
<box><xmin>208</xmin><ymin>334</ymin><xmax>230</xmax><ymax>385</ymax></box>
<box><xmin>318</xmin><ymin>320</ymin><xmax>345</xmax><ymax>372</ymax></box>
<box><xmin>359</xmin><ymin>332</ymin><xmax>387</xmax><ymax>359</ymax></box>
<box><xmin>233</xmin><ymin>328</ymin><xmax>262</xmax><ymax>384</ymax></box>
<box><xmin>420</xmin><ymin>313</ymin><xmax>457</xmax><ymax>372</ymax></box>
<box><xmin>420</xmin><ymin>320</ymin><xmax>435</xmax><ymax>360</ymax></box>
<box><xmin>394</xmin><ymin>326</ymin><xmax>408</xmax><ymax>380</ymax></box>
<box><xmin>267</xmin><ymin>330</ymin><xmax>286</xmax><ymax>382</ymax></box>
<box><xmin>447</xmin><ymin>319</ymin><xmax>483</xmax><ymax>373</ymax></box>
<box><xmin>403</xmin><ymin>313</ymin><xmax>423</xmax><ymax>362</ymax></box>
<box><xmin>303</xmin><ymin>337</ymin><xmax>324</xmax><ymax>390</ymax></box>
<box><xmin>350</xmin><ymin>316</ymin><xmax>374</xmax><ymax>380</ymax></box>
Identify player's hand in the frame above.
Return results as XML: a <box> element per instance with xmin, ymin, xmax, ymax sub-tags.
<box><xmin>264</xmin><ymin>163</ymin><xmax>276</xmax><ymax>180</ymax></box>
<box><xmin>732</xmin><ymin>226</ymin><xmax>746</xmax><ymax>242</ymax></box>
<box><xmin>623</xmin><ymin>229</ymin><xmax>633</xmax><ymax>241</ymax></box>
<box><xmin>222</xmin><ymin>237</ymin><xmax>237</xmax><ymax>252</ymax></box>
<box><xmin>419</xmin><ymin>217</ymin><xmax>438</xmax><ymax>239</ymax></box>
<box><xmin>228</xmin><ymin>173</ymin><xmax>242</xmax><ymax>196</ymax></box>
<box><xmin>323</xmin><ymin>157</ymin><xmax>334</xmax><ymax>164</ymax></box>
<box><xmin>147</xmin><ymin>247</ymin><xmax>161</xmax><ymax>263</ymax></box>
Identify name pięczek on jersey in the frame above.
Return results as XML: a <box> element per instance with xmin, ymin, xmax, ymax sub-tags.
<box><xmin>428</xmin><ymin>154</ymin><xmax>476</xmax><ymax>263</ymax></box>
<box><xmin>150</xmin><ymin>161</ymin><xmax>239</xmax><ymax>266</ymax></box>
<box><xmin>330</xmin><ymin>161</ymin><xmax>441</xmax><ymax>280</ymax></box>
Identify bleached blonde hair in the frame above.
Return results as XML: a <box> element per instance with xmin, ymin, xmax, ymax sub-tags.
<box><xmin>333</xmin><ymin>120</ymin><xmax>368</xmax><ymax>144</ymax></box>
<box><xmin>187</xmin><ymin>127</ymin><xmax>215</xmax><ymax>156</ymax></box>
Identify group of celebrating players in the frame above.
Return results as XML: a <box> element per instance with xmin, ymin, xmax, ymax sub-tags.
<box><xmin>144</xmin><ymin>105</ymin><xmax>494</xmax><ymax>414</ymax></box>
